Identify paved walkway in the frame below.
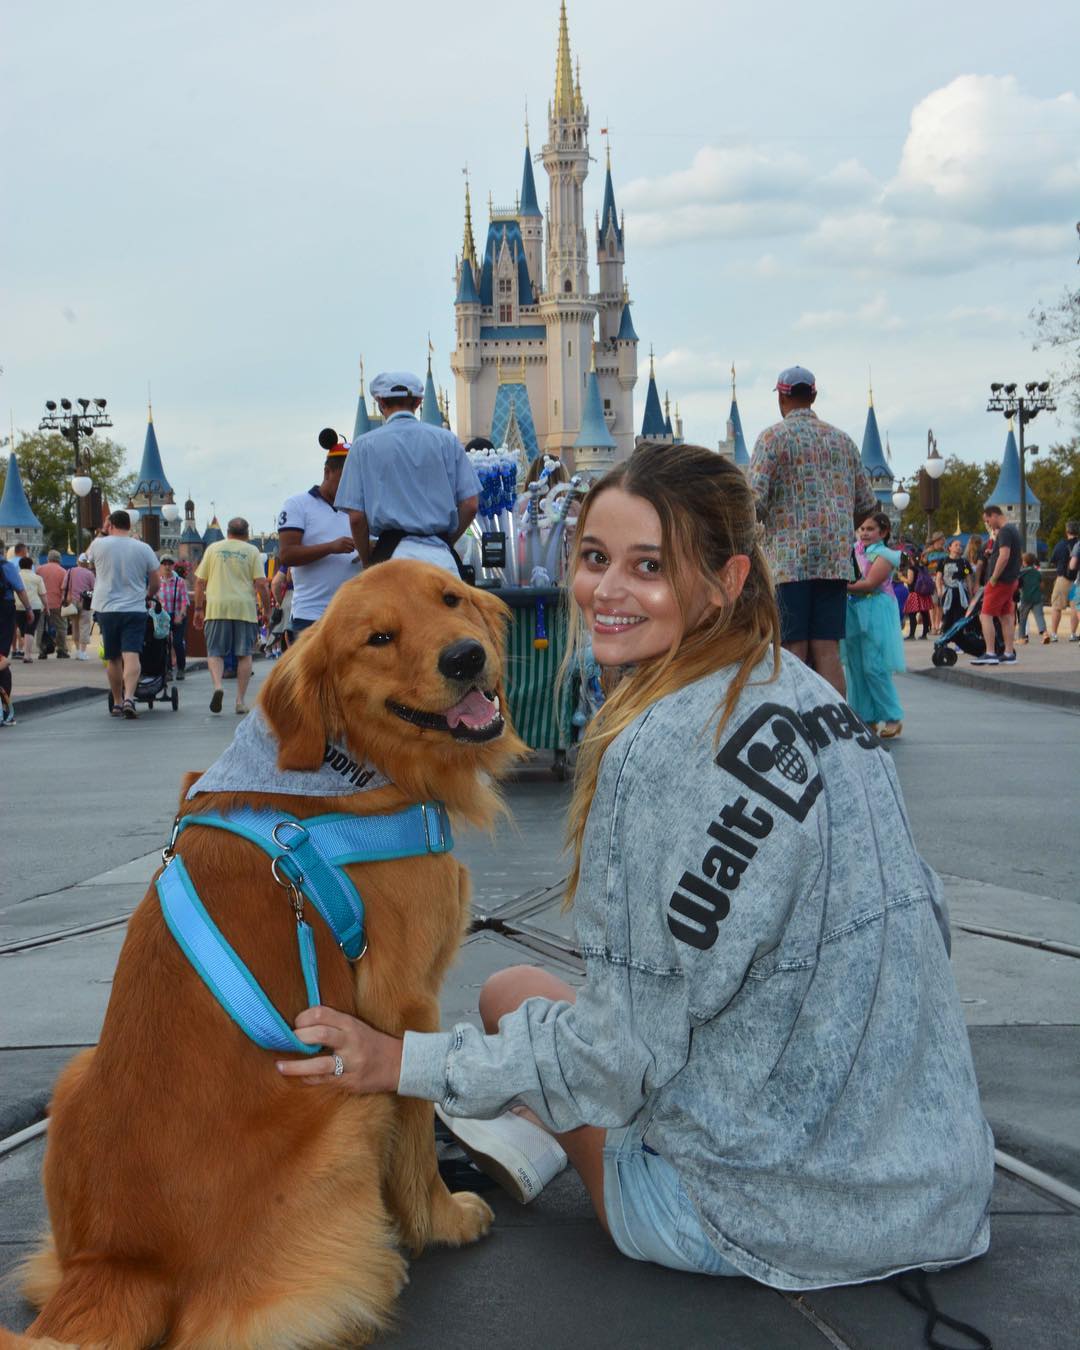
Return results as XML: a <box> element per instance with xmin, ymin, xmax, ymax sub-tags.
<box><xmin>903</xmin><ymin>623</ymin><xmax>1080</xmax><ymax>708</ymax></box>
<box><xmin>1</xmin><ymin>669</ymin><xmax>1077</xmax><ymax>1348</ymax></box>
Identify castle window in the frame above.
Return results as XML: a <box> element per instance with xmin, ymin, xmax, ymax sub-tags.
<box><xmin>563</xmin><ymin>279</ymin><xmax>572</xmax><ymax>293</ymax></box>
<box><xmin>498</xmin><ymin>278</ymin><xmax>512</xmax><ymax>296</ymax></box>
<box><xmin>603</xmin><ymin>398</ymin><xmax>611</xmax><ymax>411</ymax></box>
<box><xmin>554</xmin><ymin>400</ymin><xmax>559</xmax><ymax>416</ymax></box>
<box><xmin>568</xmin><ymin>340</ymin><xmax>572</xmax><ymax>357</ymax></box>
<box><xmin>499</xmin><ymin>303</ymin><xmax>512</xmax><ymax>323</ymax></box>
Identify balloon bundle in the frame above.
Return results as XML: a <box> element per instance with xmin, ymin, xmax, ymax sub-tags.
<box><xmin>467</xmin><ymin>447</ymin><xmax>523</xmax><ymax>584</ymax></box>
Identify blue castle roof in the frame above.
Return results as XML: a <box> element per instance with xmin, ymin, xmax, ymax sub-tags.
<box><xmin>598</xmin><ymin>163</ymin><xmax>623</xmax><ymax>248</ymax></box>
<box><xmin>729</xmin><ymin>397</ymin><xmax>749</xmax><ymax>466</ymax></box>
<box><xmin>987</xmin><ymin>424</ymin><xmax>1039</xmax><ymax>507</ymax></box>
<box><xmin>479</xmin><ymin>220</ymin><xmax>537</xmax><ymax>308</ymax></box>
<box><xmin>641</xmin><ymin>370</ymin><xmax>666</xmax><ymax>438</ymax></box>
<box><xmin>202</xmin><ymin>519</ymin><xmax>224</xmax><ymax>545</ymax></box>
<box><xmin>664</xmin><ymin>411</ymin><xmax>674</xmax><ymax>437</ymax></box>
<box><xmin>421</xmin><ymin>365</ymin><xmax>442</xmax><ymax>426</ymax></box>
<box><xmin>0</xmin><ymin>451</ymin><xmax>42</xmax><ymax>529</ymax></box>
<box><xmin>520</xmin><ymin>144</ymin><xmax>542</xmax><ymax>218</ymax></box>
<box><xmin>135</xmin><ymin>415</ymin><xmax>172</xmax><ymax>496</ymax></box>
<box><xmin>455</xmin><ymin>257</ymin><xmax>480</xmax><ymax>305</ymax></box>
<box><xmin>616</xmin><ymin>302</ymin><xmax>638</xmax><ymax>342</ymax></box>
<box><xmin>575</xmin><ymin>371</ymin><xmax>616</xmax><ymax>450</ymax></box>
<box><xmin>860</xmin><ymin>403</ymin><xmax>891</xmax><ymax>479</ymax></box>
<box><xmin>353</xmin><ymin>391</ymin><xmax>372</xmax><ymax>440</ymax></box>
<box><xmin>490</xmin><ymin>381</ymin><xmax>540</xmax><ymax>458</ymax></box>
<box><xmin>179</xmin><ymin>522</ymin><xmax>202</xmax><ymax>543</ymax></box>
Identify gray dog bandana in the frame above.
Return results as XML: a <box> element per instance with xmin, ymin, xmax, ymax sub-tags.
<box><xmin>187</xmin><ymin>707</ymin><xmax>392</xmax><ymax>800</ymax></box>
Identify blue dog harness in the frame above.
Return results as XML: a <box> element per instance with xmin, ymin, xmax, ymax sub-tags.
<box><xmin>155</xmin><ymin>802</ymin><xmax>453</xmax><ymax>1056</ymax></box>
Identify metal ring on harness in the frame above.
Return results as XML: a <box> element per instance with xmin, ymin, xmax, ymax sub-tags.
<box><xmin>270</xmin><ymin>854</ymin><xmax>304</xmax><ymax>891</ymax></box>
<box><xmin>271</xmin><ymin>820</ymin><xmax>310</xmax><ymax>850</ymax></box>
<box><xmin>161</xmin><ymin>814</ymin><xmax>182</xmax><ymax>867</ymax></box>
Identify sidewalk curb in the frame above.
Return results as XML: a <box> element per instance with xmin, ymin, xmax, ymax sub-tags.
<box><xmin>912</xmin><ymin>665</ymin><xmax>1080</xmax><ymax>710</ymax></box>
<box><xmin>18</xmin><ymin>660</ymin><xmax>210</xmax><ymax>717</ymax></box>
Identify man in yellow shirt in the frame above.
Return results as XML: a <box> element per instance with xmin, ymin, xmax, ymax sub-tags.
<box><xmin>193</xmin><ymin>518</ymin><xmax>271</xmax><ymax>715</ymax></box>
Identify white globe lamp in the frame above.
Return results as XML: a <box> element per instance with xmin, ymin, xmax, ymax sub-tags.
<box><xmin>161</xmin><ymin>502</ymin><xmax>181</xmax><ymax>524</ymax></box>
<box><xmin>71</xmin><ymin>475</ymin><xmax>93</xmax><ymax>498</ymax></box>
<box><xmin>891</xmin><ymin>483</ymin><xmax>910</xmax><ymax>511</ymax></box>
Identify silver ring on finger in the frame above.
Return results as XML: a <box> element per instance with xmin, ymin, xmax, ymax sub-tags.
<box><xmin>332</xmin><ymin>1053</ymin><xmax>345</xmax><ymax>1077</ymax></box>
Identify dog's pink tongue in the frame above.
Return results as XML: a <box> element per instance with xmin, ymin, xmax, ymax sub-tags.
<box><xmin>445</xmin><ymin>689</ymin><xmax>497</xmax><ymax>729</ymax></box>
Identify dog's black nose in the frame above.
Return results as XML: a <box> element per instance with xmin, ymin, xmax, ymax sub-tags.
<box><xmin>438</xmin><ymin>639</ymin><xmax>486</xmax><ymax>683</ymax></box>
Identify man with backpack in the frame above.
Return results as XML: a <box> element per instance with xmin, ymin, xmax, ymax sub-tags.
<box><xmin>86</xmin><ymin>510</ymin><xmax>161</xmax><ymax>718</ymax></box>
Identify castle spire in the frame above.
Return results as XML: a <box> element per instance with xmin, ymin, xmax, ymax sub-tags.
<box><xmin>553</xmin><ymin>1</ymin><xmax>575</xmax><ymax>118</ymax></box>
<box><xmin>462</xmin><ymin>174</ymin><xmax>477</xmax><ymax>270</ymax></box>
<box><xmin>728</xmin><ymin>365</ymin><xmax>749</xmax><ymax>466</ymax></box>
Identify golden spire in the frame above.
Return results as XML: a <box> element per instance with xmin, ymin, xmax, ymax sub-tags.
<box><xmin>663</xmin><ymin>390</ymin><xmax>671</xmax><ymax>417</ymax></box>
<box><xmin>147</xmin><ymin>380</ymin><xmax>153</xmax><ymax>423</ymax></box>
<box><xmin>868</xmin><ymin>366</ymin><xmax>874</xmax><ymax>407</ymax></box>
<box><xmin>553</xmin><ymin>1</ymin><xmax>575</xmax><ymax>118</ymax></box>
<box><xmin>574</xmin><ymin>56</ymin><xmax>584</xmax><ymax>113</ymax></box>
<box><xmin>359</xmin><ymin>355</ymin><xmax>366</xmax><ymax>396</ymax></box>
<box><xmin>731</xmin><ymin>362</ymin><xmax>736</xmax><ymax>401</ymax></box>
<box><xmin>462</xmin><ymin>173</ymin><xmax>477</xmax><ymax>271</ymax></box>
<box><xmin>649</xmin><ymin>343</ymin><xmax>655</xmax><ymax>378</ymax></box>
<box><xmin>524</xmin><ymin>100</ymin><xmax>530</xmax><ymax>146</ymax></box>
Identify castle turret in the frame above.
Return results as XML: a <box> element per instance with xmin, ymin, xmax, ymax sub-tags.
<box><xmin>519</xmin><ymin>127</ymin><xmax>544</xmax><ymax>292</ymax></box>
<box><xmin>719</xmin><ymin>365</ymin><xmax>750</xmax><ymax>466</ymax></box>
<box><xmin>987</xmin><ymin>419</ymin><xmax>1041</xmax><ymax>552</ymax></box>
<box><xmin>421</xmin><ymin>356</ymin><xmax>442</xmax><ymax>426</ymax></box>
<box><xmin>860</xmin><ymin>385</ymin><xmax>894</xmax><ymax>507</ymax></box>
<box><xmin>540</xmin><ymin>1</ymin><xmax>597</xmax><ymax>455</ymax></box>
<box><xmin>596</xmin><ymin>146</ymin><xmax>625</xmax><ymax>339</ymax></box>
<box><xmin>451</xmin><ymin>178</ymin><xmax>484</xmax><ymax>441</ymax></box>
<box><xmin>353</xmin><ymin>359</ymin><xmax>372</xmax><ymax>440</ymax></box>
<box><xmin>638</xmin><ymin>351</ymin><xmax>669</xmax><ymax>441</ymax></box>
<box><xmin>178</xmin><ymin>493</ymin><xmax>203</xmax><ymax>567</ymax></box>
<box><xmin>574</xmin><ymin>353</ymin><xmax>618</xmax><ymax>478</ymax></box>
<box><xmin>0</xmin><ymin>448</ymin><xmax>44</xmax><ymax>554</ymax></box>
<box><xmin>131</xmin><ymin>402</ymin><xmax>179</xmax><ymax>552</ymax></box>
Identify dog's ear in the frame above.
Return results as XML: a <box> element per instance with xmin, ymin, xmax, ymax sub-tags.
<box><xmin>259</xmin><ymin>634</ymin><xmax>332</xmax><ymax>772</ymax></box>
<box><xmin>177</xmin><ymin>770</ymin><xmax>203</xmax><ymax>809</ymax></box>
<box><xmin>470</xmin><ymin>586</ymin><xmax>512</xmax><ymax>655</ymax></box>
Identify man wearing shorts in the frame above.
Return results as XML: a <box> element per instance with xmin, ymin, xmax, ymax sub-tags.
<box><xmin>86</xmin><ymin>510</ymin><xmax>161</xmax><ymax>719</ymax></box>
<box><xmin>1047</xmin><ymin>520</ymin><xmax>1079</xmax><ymax>643</ymax></box>
<box><xmin>0</xmin><ymin>553</ymin><xmax>33</xmax><ymax>726</ymax></box>
<box><xmin>193</xmin><ymin>517</ymin><xmax>271</xmax><ymax>715</ymax></box>
<box><xmin>749</xmin><ymin>365</ymin><xmax>877</xmax><ymax>695</ymax></box>
<box><xmin>972</xmin><ymin>505</ymin><xmax>1021</xmax><ymax>666</ymax></box>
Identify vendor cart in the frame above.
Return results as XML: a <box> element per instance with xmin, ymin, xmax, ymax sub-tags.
<box><xmin>486</xmin><ymin>585</ymin><xmax>572</xmax><ymax>778</ymax></box>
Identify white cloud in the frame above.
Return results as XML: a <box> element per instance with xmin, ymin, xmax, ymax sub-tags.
<box><xmin>618</xmin><ymin>75</ymin><xmax>1078</xmax><ymax>273</ymax></box>
<box><xmin>886</xmin><ymin>75</ymin><xmax>1080</xmax><ymax>226</ymax></box>
<box><xmin>795</xmin><ymin>294</ymin><xmax>904</xmax><ymax>332</ymax></box>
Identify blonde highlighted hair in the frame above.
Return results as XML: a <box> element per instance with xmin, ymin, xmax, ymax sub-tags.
<box><xmin>561</xmin><ymin>441</ymin><xmax>781</xmax><ymax>904</ymax></box>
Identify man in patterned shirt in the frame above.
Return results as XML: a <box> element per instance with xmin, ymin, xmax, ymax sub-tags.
<box><xmin>750</xmin><ymin>366</ymin><xmax>877</xmax><ymax>695</ymax></box>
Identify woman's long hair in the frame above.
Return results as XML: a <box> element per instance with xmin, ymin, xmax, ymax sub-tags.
<box><xmin>561</xmin><ymin>441</ymin><xmax>780</xmax><ymax>904</ymax></box>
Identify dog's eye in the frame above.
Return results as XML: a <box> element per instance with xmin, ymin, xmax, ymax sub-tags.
<box><xmin>367</xmin><ymin>631</ymin><xmax>394</xmax><ymax>646</ymax></box>
<box><xmin>442</xmin><ymin>593</ymin><xmax>461</xmax><ymax>608</ymax></box>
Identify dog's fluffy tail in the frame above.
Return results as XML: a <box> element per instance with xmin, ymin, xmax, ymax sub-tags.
<box><xmin>2</xmin><ymin>1253</ymin><xmax>169</xmax><ymax>1350</ymax></box>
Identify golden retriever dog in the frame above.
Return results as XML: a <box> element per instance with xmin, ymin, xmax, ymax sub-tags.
<box><xmin>7</xmin><ymin>560</ymin><xmax>525</xmax><ymax>1349</ymax></box>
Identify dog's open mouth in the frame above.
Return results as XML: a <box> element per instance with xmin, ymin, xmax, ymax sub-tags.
<box><xmin>387</xmin><ymin>689</ymin><xmax>505</xmax><ymax>742</ymax></box>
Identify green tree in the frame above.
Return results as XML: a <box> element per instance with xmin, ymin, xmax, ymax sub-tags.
<box><xmin>1028</xmin><ymin>437</ymin><xmax>1080</xmax><ymax>548</ymax></box>
<box><xmin>0</xmin><ymin>430</ymin><xmax>135</xmax><ymax>551</ymax></box>
<box><xmin>895</xmin><ymin>455</ymin><xmax>997</xmax><ymax>544</ymax></box>
<box><xmin>1031</xmin><ymin>285</ymin><xmax>1080</xmax><ymax>424</ymax></box>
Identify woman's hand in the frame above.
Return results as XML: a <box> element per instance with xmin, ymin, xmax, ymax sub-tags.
<box><xmin>275</xmin><ymin>1005</ymin><xmax>403</xmax><ymax>1093</ymax></box>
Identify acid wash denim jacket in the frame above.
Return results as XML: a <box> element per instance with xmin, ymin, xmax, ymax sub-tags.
<box><xmin>399</xmin><ymin>651</ymin><xmax>994</xmax><ymax>1290</ymax></box>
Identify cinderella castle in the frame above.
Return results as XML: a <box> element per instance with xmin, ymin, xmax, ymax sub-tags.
<box><xmin>449</xmin><ymin>4</ymin><xmax>641</xmax><ymax>472</ymax></box>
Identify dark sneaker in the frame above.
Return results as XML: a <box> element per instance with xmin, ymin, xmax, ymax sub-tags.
<box><xmin>210</xmin><ymin>689</ymin><xmax>224</xmax><ymax>714</ymax></box>
<box><xmin>999</xmin><ymin>652</ymin><xmax>1018</xmax><ymax>664</ymax></box>
<box><xmin>970</xmin><ymin>655</ymin><xmax>1000</xmax><ymax>666</ymax></box>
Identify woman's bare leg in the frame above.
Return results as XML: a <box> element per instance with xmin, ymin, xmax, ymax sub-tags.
<box><xmin>478</xmin><ymin>965</ymin><xmax>610</xmax><ymax>1234</ymax></box>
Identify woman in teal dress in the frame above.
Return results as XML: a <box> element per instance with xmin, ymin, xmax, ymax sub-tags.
<box><xmin>842</xmin><ymin>510</ymin><xmax>906</xmax><ymax>738</ymax></box>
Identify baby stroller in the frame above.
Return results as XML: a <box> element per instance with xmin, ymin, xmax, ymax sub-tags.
<box><xmin>106</xmin><ymin>602</ymin><xmax>179</xmax><ymax>712</ymax></box>
<box><xmin>931</xmin><ymin>590</ymin><xmax>1005</xmax><ymax>667</ymax></box>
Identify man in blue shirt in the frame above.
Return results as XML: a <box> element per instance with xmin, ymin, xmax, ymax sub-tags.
<box><xmin>335</xmin><ymin>371</ymin><xmax>480</xmax><ymax>578</ymax></box>
<box><xmin>0</xmin><ymin>553</ymin><xmax>33</xmax><ymax>726</ymax></box>
<box><xmin>277</xmin><ymin>431</ymin><xmax>358</xmax><ymax>638</ymax></box>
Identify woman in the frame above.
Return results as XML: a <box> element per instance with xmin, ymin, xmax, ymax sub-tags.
<box><xmin>64</xmin><ymin>554</ymin><xmax>97</xmax><ymax>660</ymax></box>
<box><xmin>901</xmin><ymin>554</ymin><xmax>932</xmax><ymax>639</ymax></box>
<box><xmin>965</xmin><ymin>534</ymin><xmax>985</xmax><ymax>593</ymax></box>
<box><xmin>14</xmin><ymin>557</ymin><xmax>46</xmax><ymax>662</ymax></box>
<box><xmin>923</xmin><ymin>532</ymin><xmax>947</xmax><ymax>635</ymax></box>
<box><xmin>278</xmin><ymin>443</ymin><xmax>993</xmax><ymax>1291</ymax></box>
<box><xmin>842</xmin><ymin>510</ymin><xmax>905</xmax><ymax>738</ymax></box>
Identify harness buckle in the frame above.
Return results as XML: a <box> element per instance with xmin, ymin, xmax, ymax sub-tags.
<box><xmin>161</xmin><ymin>814</ymin><xmax>182</xmax><ymax>868</ymax></box>
<box><xmin>420</xmin><ymin>801</ymin><xmax>446</xmax><ymax>852</ymax></box>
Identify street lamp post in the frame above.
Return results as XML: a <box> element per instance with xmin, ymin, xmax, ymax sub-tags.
<box><xmin>38</xmin><ymin>398</ymin><xmax>112</xmax><ymax>553</ymax></box>
<box><xmin>986</xmin><ymin>382</ymin><xmax>1055</xmax><ymax>549</ymax></box>
<box><xmin>918</xmin><ymin>431</ymin><xmax>944</xmax><ymax>547</ymax></box>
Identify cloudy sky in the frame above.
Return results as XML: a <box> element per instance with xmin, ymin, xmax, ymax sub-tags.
<box><xmin>3</xmin><ymin>0</ymin><xmax>1077</xmax><ymax>532</ymax></box>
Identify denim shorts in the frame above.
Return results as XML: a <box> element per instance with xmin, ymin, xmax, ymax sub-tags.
<box><xmin>776</xmin><ymin>578</ymin><xmax>848</xmax><ymax>643</ymax></box>
<box><xmin>204</xmin><ymin>619</ymin><xmax>258</xmax><ymax>658</ymax></box>
<box><xmin>96</xmin><ymin>610</ymin><xmax>147</xmax><ymax>659</ymax></box>
<box><xmin>603</xmin><ymin>1121</ymin><xmax>741</xmax><ymax>1276</ymax></box>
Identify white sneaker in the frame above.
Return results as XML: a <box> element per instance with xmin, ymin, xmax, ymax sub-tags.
<box><xmin>434</xmin><ymin>1105</ymin><xmax>567</xmax><ymax>1204</ymax></box>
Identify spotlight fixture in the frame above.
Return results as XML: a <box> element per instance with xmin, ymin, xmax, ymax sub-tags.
<box><xmin>989</xmin><ymin>382</ymin><xmax>1003</xmax><ymax>393</ymax></box>
<box><xmin>1004</xmin><ymin>383</ymin><xmax>1017</xmax><ymax>395</ymax></box>
<box><xmin>45</xmin><ymin>399</ymin><xmax>57</xmax><ymax>411</ymax></box>
<box><xmin>94</xmin><ymin>398</ymin><xmax>107</xmax><ymax>408</ymax></box>
<box><xmin>60</xmin><ymin>398</ymin><xmax>72</xmax><ymax>410</ymax></box>
<box><xmin>78</xmin><ymin>397</ymin><xmax>90</xmax><ymax>411</ymax></box>
<box><xmin>1038</xmin><ymin>381</ymin><xmax>1050</xmax><ymax>393</ymax></box>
